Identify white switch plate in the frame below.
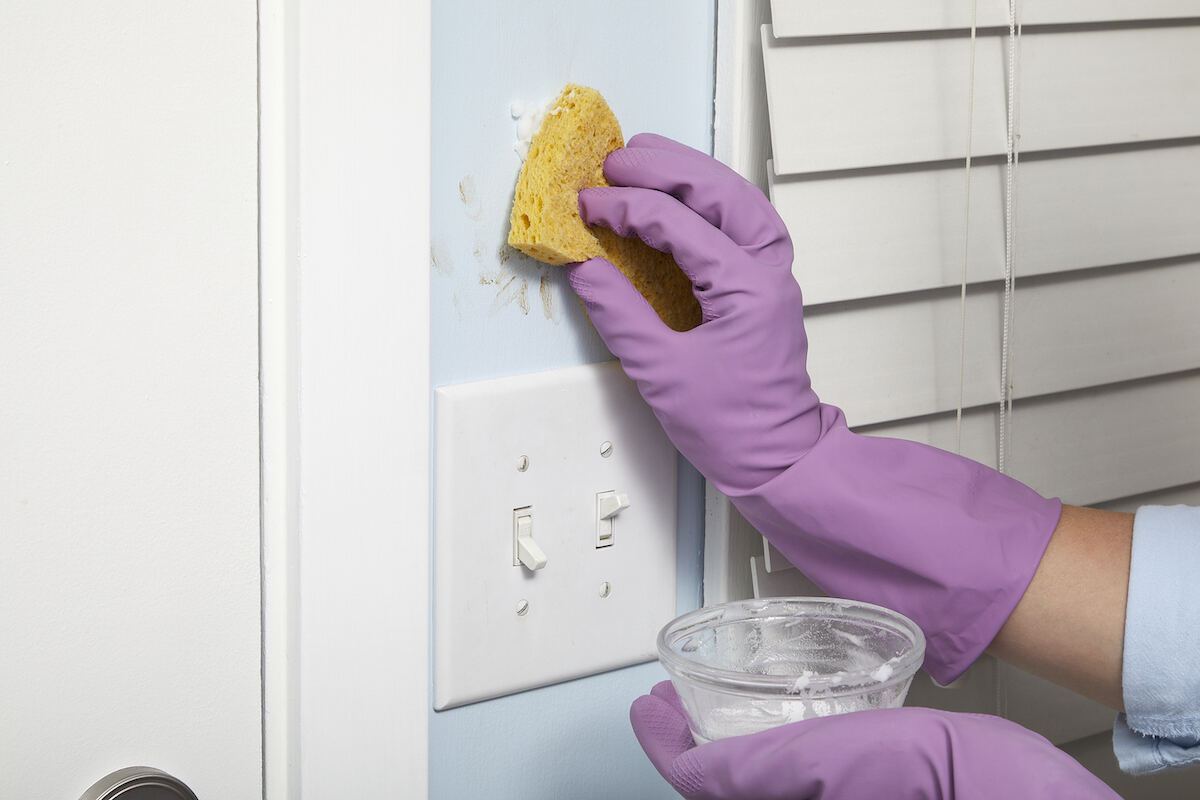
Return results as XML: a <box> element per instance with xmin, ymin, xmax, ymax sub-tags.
<box><xmin>433</xmin><ymin>361</ymin><xmax>678</xmax><ymax>709</ymax></box>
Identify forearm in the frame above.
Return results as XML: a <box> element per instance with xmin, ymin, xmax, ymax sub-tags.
<box><xmin>987</xmin><ymin>504</ymin><xmax>1133</xmax><ymax>710</ymax></box>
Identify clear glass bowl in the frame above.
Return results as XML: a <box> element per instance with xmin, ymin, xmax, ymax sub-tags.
<box><xmin>658</xmin><ymin>597</ymin><xmax>926</xmax><ymax>743</ymax></box>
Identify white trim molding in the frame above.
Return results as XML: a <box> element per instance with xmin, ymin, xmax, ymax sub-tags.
<box><xmin>259</xmin><ymin>0</ymin><xmax>432</xmax><ymax>796</ymax></box>
<box><xmin>707</xmin><ymin>0</ymin><xmax>773</xmax><ymax>607</ymax></box>
<box><xmin>259</xmin><ymin>0</ymin><xmax>300</xmax><ymax>796</ymax></box>
<box><xmin>713</xmin><ymin>0</ymin><xmax>772</xmax><ymax>191</ymax></box>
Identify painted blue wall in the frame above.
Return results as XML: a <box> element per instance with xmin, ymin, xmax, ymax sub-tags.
<box><xmin>430</xmin><ymin>1</ymin><xmax>715</xmax><ymax>797</ymax></box>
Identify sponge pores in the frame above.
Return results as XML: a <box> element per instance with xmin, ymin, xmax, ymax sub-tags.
<box><xmin>508</xmin><ymin>84</ymin><xmax>702</xmax><ymax>332</ymax></box>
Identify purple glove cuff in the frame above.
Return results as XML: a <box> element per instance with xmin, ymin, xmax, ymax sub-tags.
<box><xmin>727</xmin><ymin>408</ymin><xmax>1062</xmax><ymax>685</ymax></box>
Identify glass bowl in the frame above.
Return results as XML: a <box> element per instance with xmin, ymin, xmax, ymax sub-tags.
<box><xmin>657</xmin><ymin>597</ymin><xmax>926</xmax><ymax>743</ymax></box>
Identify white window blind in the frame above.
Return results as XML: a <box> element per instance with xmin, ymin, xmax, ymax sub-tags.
<box><xmin>710</xmin><ymin>0</ymin><xmax>1200</xmax><ymax>758</ymax></box>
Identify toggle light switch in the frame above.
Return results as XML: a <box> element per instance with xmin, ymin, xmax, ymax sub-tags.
<box><xmin>597</xmin><ymin>491</ymin><xmax>630</xmax><ymax>520</ymax></box>
<box><xmin>595</xmin><ymin>491</ymin><xmax>630</xmax><ymax>548</ymax></box>
<box><xmin>513</xmin><ymin>507</ymin><xmax>547</xmax><ymax>570</ymax></box>
<box><xmin>434</xmin><ymin>361</ymin><xmax>678</xmax><ymax>709</ymax></box>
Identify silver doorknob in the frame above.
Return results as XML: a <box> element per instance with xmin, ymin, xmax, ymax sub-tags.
<box><xmin>79</xmin><ymin>767</ymin><xmax>198</xmax><ymax>800</ymax></box>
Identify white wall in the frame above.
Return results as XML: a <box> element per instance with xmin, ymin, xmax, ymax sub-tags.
<box><xmin>0</xmin><ymin>4</ymin><xmax>261</xmax><ymax>798</ymax></box>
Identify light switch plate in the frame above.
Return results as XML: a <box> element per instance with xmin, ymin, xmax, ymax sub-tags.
<box><xmin>433</xmin><ymin>362</ymin><xmax>678</xmax><ymax>709</ymax></box>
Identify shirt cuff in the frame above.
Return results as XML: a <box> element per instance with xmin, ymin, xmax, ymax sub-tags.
<box><xmin>1114</xmin><ymin>504</ymin><xmax>1200</xmax><ymax>775</ymax></box>
<box><xmin>1114</xmin><ymin>714</ymin><xmax>1200</xmax><ymax>775</ymax></box>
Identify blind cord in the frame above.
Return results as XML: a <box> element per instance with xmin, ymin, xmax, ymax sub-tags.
<box><xmin>998</xmin><ymin>1</ymin><xmax>1022</xmax><ymax>474</ymax></box>
<box><xmin>997</xmin><ymin>8</ymin><xmax>1022</xmax><ymax>721</ymax></box>
<box><xmin>955</xmin><ymin>0</ymin><xmax>980</xmax><ymax>455</ymax></box>
<box><xmin>997</xmin><ymin>2</ymin><xmax>1023</xmax><ymax>721</ymax></box>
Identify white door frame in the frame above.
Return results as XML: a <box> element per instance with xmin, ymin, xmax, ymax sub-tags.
<box><xmin>706</xmin><ymin>0</ymin><xmax>773</xmax><ymax>607</ymax></box>
<box><xmin>259</xmin><ymin>1</ymin><xmax>431</xmax><ymax>796</ymax></box>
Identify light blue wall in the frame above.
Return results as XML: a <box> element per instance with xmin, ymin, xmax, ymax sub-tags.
<box><xmin>430</xmin><ymin>1</ymin><xmax>715</xmax><ymax>797</ymax></box>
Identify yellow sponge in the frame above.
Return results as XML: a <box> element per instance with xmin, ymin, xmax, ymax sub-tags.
<box><xmin>508</xmin><ymin>84</ymin><xmax>701</xmax><ymax>332</ymax></box>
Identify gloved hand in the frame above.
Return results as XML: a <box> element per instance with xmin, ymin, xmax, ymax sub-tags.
<box><xmin>632</xmin><ymin>681</ymin><xmax>1118</xmax><ymax>799</ymax></box>
<box><xmin>568</xmin><ymin>134</ymin><xmax>1063</xmax><ymax>684</ymax></box>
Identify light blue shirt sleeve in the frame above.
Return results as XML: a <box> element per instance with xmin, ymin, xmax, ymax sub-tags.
<box><xmin>1113</xmin><ymin>504</ymin><xmax>1200</xmax><ymax>775</ymax></box>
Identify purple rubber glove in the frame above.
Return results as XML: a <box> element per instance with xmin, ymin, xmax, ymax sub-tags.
<box><xmin>568</xmin><ymin>134</ymin><xmax>1063</xmax><ymax>684</ymax></box>
<box><xmin>631</xmin><ymin>681</ymin><xmax>1119</xmax><ymax>799</ymax></box>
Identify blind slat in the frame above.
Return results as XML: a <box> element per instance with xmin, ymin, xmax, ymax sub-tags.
<box><xmin>764</xmin><ymin>28</ymin><xmax>1007</xmax><ymax>172</ymax></box>
<box><xmin>764</xmin><ymin>24</ymin><xmax>1200</xmax><ymax>173</ymax></box>
<box><xmin>771</xmin><ymin>145</ymin><xmax>1200</xmax><ymax>304</ymax></box>
<box><xmin>807</xmin><ymin>258</ymin><xmax>1200</xmax><ymax>424</ymax></box>
<box><xmin>770</xmin><ymin>0</ymin><xmax>1200</xmax><ymax>37</ymax></box>
<box><xmin>1012</xmin><ymin>375</ymin><xmax>1200</xmax><ymax>504</ymax></box>
<box><xmin>862</xmin><ymin>373</ymin><xmax>1200</xmax><ymax>504</ymax></box>
<box><xmin>1013</xmin><ymin>260</ymin><xmax>1200</xmax><ymax>398</ymax></box>
<box><xmin>1023</xmin><ymin>26</ymin><xmax>1200</xmax><ymax>153</ymax></box>
<box><xmin>771</xmin><ymin>160</ymin><xmax>1005</xmax><ymax>304</ymax></box>
<box><xmin>806</xmin><ymin>290</ymin><xmax>1001</xmax><ymax>425</ymax></box>
<box><xmin>1016</xmin><ymin>146</ymin><xmax>1200</xmax><ymax>281</ymax></box>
